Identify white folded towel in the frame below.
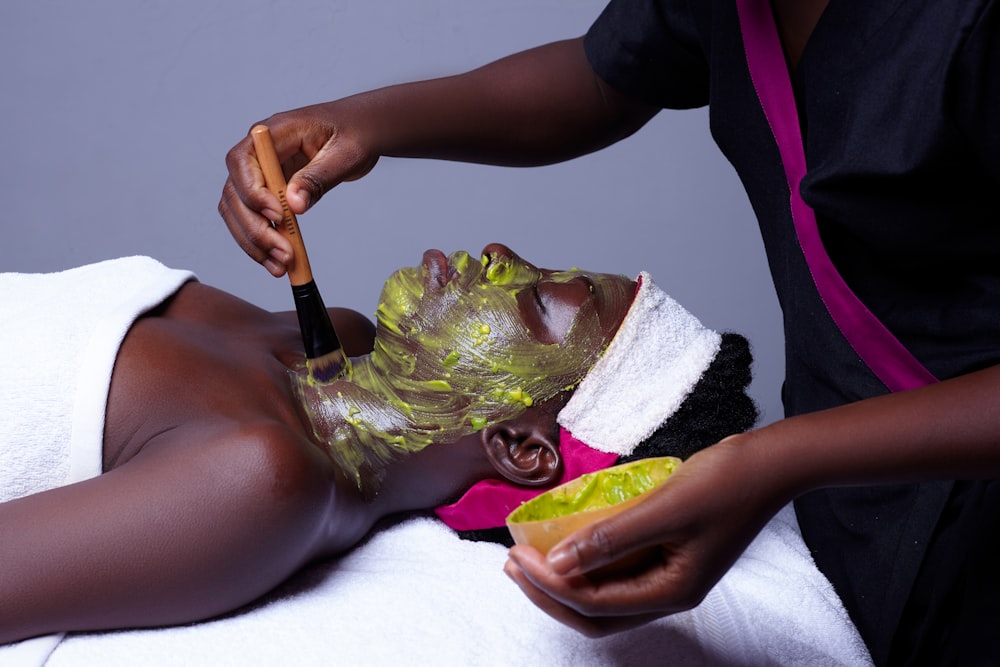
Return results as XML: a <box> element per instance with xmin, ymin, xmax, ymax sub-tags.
<box><xmin>558</xmin><ymin>272</ymin><xmax>721</xmax><ymax>456</ymax></box>
<box><xmin>0</xmin><ymin>256</ymin><xmax>194</xmax><ymax>503</ymax></box>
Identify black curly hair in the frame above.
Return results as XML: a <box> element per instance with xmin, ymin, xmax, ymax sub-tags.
<box><xmin>456</xmin><ymin>332</ymin><xmax>758</xmax><ymax>546</ymax></box>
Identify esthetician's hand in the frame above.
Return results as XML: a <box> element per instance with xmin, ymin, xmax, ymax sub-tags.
<box><xmin>506</xmin><ymin>363</ymin><xmax>1000</xmax><ymax>635</ymax></box>
<box><xmin>219</xmin><ymin>102</ymin><xmax>379</xmax><ymax>277</ymax></box>
<box><xmin>504</xmin><ymin>436</ymin><xmax>786</xmax><ymax>636</ymax></box>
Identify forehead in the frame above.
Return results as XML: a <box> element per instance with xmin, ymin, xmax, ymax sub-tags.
<box><xmin>375</xmin><ymin>259</ymin><xmax>531</xmax><ymax>356</ymax></box>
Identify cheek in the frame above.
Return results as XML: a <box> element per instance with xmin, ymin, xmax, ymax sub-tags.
<box><xmin>376</xmin><ymin>269</ymin><xmax>425</xmax><ymax>335</ymax></box>
<box><xmin>540</xmin><ymin>292</ymin><xmax>590</xmax><ymax>344</ymax></box>
<box><xmin>369</xmin><ymin>283</ymin><xmax>596</xmax><ymax>432</ymax></box>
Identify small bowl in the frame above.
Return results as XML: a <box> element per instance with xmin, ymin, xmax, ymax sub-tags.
<box><xmin>506</xmin><ymin>456</ymin><xmax>680</xmax><ymax>555</ymax></box>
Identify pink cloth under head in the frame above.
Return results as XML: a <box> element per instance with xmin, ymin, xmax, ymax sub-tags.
<box><xmin>433</xmin><ymin>427</ymin><xmax>618</xmax><ymax>531</ymax></box>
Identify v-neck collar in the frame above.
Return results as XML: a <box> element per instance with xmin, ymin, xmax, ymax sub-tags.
<box><xmin>786</xmin><ymin>0</ymin><xmax>909</xmax><ymax>141</ymax></box>
<box><xmin>772</xmin><ymin>0</ymin><xmax>832</xmax><ymax>73</ymax></box>
<box><xmin>792</xmin><ymin>0</ymin><xmax>910</xmax><ymax>80</ymax></box>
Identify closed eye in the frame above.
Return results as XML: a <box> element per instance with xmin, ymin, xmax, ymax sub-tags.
<box><xmin>532</xmin><ymin>284</ymin><xmax>546</xmax><ymax>313</ymax></box>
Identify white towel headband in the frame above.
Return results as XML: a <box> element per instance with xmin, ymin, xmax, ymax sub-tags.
<box><xmin>556</xmin><ymin>272</ymin><xmax>722</xmax><ymax>456</ymax></box>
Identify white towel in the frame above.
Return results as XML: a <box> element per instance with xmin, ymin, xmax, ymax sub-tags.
<box><xmin>8</xmin><ymin>505</ymin><xmax>870</xmax><ymax>667</ymax></box>
<box><xmin>0</xmin><ymin>256</ymin><xmax>194</xmax><ymax>503</ymax></box>
<box><xmin>558</xmin><ymin>272</ymin><xmax>721</xmax><ymax>456</ymax></box>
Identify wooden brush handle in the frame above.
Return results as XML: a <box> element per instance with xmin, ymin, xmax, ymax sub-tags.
<box><xmin>250</xmin><ymin>124</ymin><xmax>314</xmax><ymax>286</ymax></box>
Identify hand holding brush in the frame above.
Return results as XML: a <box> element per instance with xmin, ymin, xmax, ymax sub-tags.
<box><xmin>250</xmin><ymin>124</ymin><xmax>348</xmax><ymax>383</ymax></box>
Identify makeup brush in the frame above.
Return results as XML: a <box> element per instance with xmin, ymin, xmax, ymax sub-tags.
<box><xmin>250</xmin><ymin>124</ymin><xmax>348</xmax><ymax>383</ymax></box>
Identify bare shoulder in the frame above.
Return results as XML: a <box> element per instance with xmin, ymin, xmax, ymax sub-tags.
<box><xmin>145</xmin><ymin>419</ymin><xmax>376</xmax><ymax>555</ymax></box>
<box><xmin>137</xmin><ymin>419</ymin><xmax>339</xmax><ymax>527</ymax></box>
<box><xmin>329</xmin><ymin>306</ymin><xmax>377</xmax><ymax>355</ymax></box>
<box><xmin>274</xmin><ymin>305</ymin><xmax>377</xmax><ymax>356</ymax></box>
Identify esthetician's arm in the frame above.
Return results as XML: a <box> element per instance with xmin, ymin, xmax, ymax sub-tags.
<box><xmin>218</xmin><ymin>37</ymin><xmax>657</xmax><ymax>276</ymax></box>
<box><xmin>503</xmin><ymin>363</ymin><xmax>1000</xmax><ymax>636</ymax></box>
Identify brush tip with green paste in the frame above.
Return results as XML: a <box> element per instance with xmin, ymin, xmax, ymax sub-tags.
<box><xmin>291</xmin><ymin>280</ymin><xmax>350</xmax><ymax>384</ymax></box>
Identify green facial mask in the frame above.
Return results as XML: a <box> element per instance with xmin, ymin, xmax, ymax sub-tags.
<box><xmin>294</xmin><ymin>250</ymin><xmax>633</xmax><ymax>493</ymax></box>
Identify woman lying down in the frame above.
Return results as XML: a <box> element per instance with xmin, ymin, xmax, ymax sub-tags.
<box><xmin>0</xmin><ymin>242</ymin><xmax>757</xmax><ymax>643</ymax></box>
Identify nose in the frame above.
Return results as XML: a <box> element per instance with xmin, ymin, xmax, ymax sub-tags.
<box><xmin>481</xmin><ymin>243</ymin><xmax>515</xmax><ymax>261</ymax></box>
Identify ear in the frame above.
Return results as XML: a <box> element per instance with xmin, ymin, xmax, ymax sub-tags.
<box><xmin>480</xmin><ymin>407</ymin><xmax>563</xmax><ymax>488</ymax></box>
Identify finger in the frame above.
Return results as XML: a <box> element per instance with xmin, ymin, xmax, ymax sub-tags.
<box><xmin>218</xmin><ymin>179</ymin><xmax>292</xmax><ymax>276</ymax></box>
<box><xmin>504</xmin><ymin>552</ymin><xmax>609</xmax><ymax>636</ymax></box>
<box><xmin>285</xmin><ymin>150</ymin><xmax>336</xmax><ymax>214</ymax></box>
<box><xmin>224</xmin><ymin>134</ymin><xmax>285</xmax><ymax>222</ymax></box>
<box><xmin>504</xmin><ymin>552</ymin><xmax>664</xmax><ymax>637</ymax></box>
<box><xmin>511</xmin><ymin>543</ymin><xmax>686</xmax><ymax>617</ymax></box>
<box><xmin>265</xmin><ymin>123</ymin><xmax>332</xmax><ymax>215</ymax></box>
<box><xmin>262</xmin><ymin>249</ymin><xmax>290</xmax><ymax>278</ymax></box>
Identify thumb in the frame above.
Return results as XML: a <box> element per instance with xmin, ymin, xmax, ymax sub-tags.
<box><xmin>546</xmin><ymin>524</ymin><xmax>625</xmax><ymax>577</ymax></box>
<box><xmin>547</xmin><ymin>497</ymin><xmax>667</xmax><ymax>576</ymax></box>
<box><xmin>285</xmin><ymin>145</ymin><xmax>379</xmax><ymax>215</ymax></box>
<box><xmin>285</xmin><ymin>166</ymin><xmax>329</xmax><ymax>215</ymax></box>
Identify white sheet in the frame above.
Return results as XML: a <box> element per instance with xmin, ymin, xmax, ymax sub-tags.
<box><xmin>0</xmin><ymin>505</ymin><xmax>870</xmax><ymax>667</ymax></box>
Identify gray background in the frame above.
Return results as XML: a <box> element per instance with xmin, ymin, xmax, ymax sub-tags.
<box><xmin>1</xmin><ymin>0</ymin><xmax>784</xmax><ymax>424</ymax></box>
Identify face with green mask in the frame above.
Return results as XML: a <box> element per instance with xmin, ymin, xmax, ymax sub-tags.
<box><xmin>294</xmin><ymin>243</ymin><xmax>635</xmax><ymax>492</ymax></box>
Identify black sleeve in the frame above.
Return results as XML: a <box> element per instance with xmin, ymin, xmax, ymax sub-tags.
<box><xmin>954</xmin><ymin>0</ymin><xmax>1000</xmax><ymax>184</ymax></box>
<box><xmin>584</xmin><ymin>0</ymin><xmax>711</xmax><ymax>109</ymax></box>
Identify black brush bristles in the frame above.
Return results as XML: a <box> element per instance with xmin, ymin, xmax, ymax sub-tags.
<box><xmin>291</xmin><ymin>280</ymin><xmax>349</xmax><ymax>383</ymax></box>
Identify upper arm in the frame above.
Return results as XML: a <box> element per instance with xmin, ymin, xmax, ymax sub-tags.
<box><xmin>0</xmin><ymin>422</ymin><xmax>334</xmax><ymax>642</ymax></box>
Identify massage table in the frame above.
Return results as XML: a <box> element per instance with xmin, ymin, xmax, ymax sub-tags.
<box><xmin>3</xmin><ymin>504</ymin><xmax>871</xmax><ymax>666</ymax></box>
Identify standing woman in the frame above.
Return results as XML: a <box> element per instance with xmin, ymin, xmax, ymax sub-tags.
<box><xmin>219</xmin><ymin>1</ymin><xmax>1000</xmax><ymax>663</ymax></box>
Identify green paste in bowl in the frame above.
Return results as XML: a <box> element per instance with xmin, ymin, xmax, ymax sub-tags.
<box><xmin>508</xmin><ymin>456</ymin><xmax>680</xmax><ymax>524</ymax></box>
